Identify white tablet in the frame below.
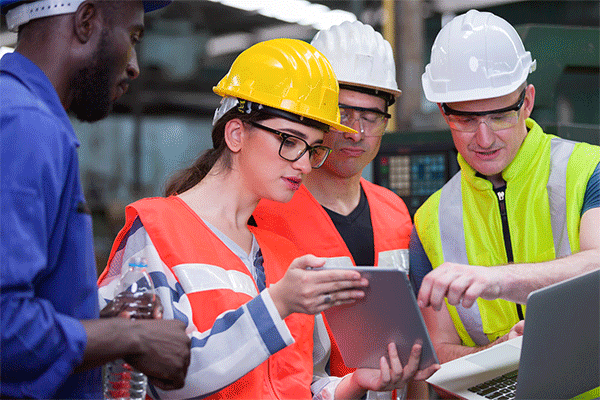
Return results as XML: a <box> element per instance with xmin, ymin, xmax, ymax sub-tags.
<box><xmin>322</xmin><ymin>266</ymin><xmax>439</xmax><ymax>370</ymax></box>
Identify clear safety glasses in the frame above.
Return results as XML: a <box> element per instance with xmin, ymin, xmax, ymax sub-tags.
<box><xmin>338</xmin><ymin>105</ymin><xmax>391</xmax><ymax>137</ymax></box>
<box><xmin>441</xmin><ymin>88</ymin><xmax>526</xmax><ymax>132</ymax></box>
<box><xmin>249</xmin><ymin>121</ymin><xmax>332</xmax><ymax>169</ymax></box>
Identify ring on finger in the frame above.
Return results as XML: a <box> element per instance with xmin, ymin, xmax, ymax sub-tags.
<box><xmin>323</xmin><ymin>294</ymin><xmax>332</xmax><ymax>304</ymax></box>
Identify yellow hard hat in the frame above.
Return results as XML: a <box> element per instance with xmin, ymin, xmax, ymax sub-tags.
<box><xmin>213</xmin><ymin>38</ymin><xmax>354</xmax><ymax>133</ymax></box>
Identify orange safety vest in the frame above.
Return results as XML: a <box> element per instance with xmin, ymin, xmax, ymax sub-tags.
<box><xmin>254</xmin><ymin>179</ymin><xmax>412</xmax><ymax>377</ymax></box>
<box><xmin>101</xmin><ymin>196</ymin><xmax>314</xmax><ymax>400</ymax></box>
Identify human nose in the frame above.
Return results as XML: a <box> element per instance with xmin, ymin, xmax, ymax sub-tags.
<box><xmin>474</xmin><ymin>117</ymin><xmax>496</xmax><ymax>148</ymax></box>
<box><xmin>127</xmin><ymin>48</ymin><xmax>140</xmax><ymax>80</ymax></box>
<box><xmin>292</xmin><ymin>149</ymin><xmax>313</xmax><ymax>174</ymax></box>
<box><xmin>343</xmin><ymin>115</ymin><xmax>364</xmax><ymax>141</ymax></box>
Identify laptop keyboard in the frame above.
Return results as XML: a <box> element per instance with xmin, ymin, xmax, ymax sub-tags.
<box><xmin>468</xmin><ymin>370</ymin><xmax>518</xmax><ymax>399</ymax></box>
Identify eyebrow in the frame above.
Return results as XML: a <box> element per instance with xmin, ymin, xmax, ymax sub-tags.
<box><xmin>279</xmin><ymin>127</ymin><xmax>324</xmax><ymax>145</ymax></box>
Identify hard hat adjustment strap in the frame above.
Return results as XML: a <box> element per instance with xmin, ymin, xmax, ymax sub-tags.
<box><xmin>6</xmin><ymin>0</ymin><xmax>85</xmax><ymax>32</ymax></box>
<box><xmin>238</xmin><ymin>100</ymin><xmax>329</xmax><ymax>132</ymax></box>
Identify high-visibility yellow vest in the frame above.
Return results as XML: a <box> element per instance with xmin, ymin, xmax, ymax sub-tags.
<box><xmin>415</xmin><ymin>119</ymin><xmax>600</xmax><ymax>346</ymax></box>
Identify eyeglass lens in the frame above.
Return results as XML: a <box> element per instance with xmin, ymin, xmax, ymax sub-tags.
<box><xmin>279</xmin><ymin>135</ymin><xmax>330</xmax><ymax>168</ymax></box>
<box><xmin>446</xmin><ymin>111</ymin><xmax>520</xmax><ymax>132</ymax></box>
<box><xmin>444</xmin><ymin>88</ymin><xmax>526</xmax><ymax>132</ymax></box>
<box><xmin>249</xmin><ymin>121</ymin><xmax>331</xmax><ymax>168</ymax></box>
<box><xmin>339</xmin><ymin>108</ymin><xmax>387</xmax><ymax>136</ymax></box>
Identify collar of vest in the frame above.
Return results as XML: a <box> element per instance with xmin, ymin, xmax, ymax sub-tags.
<box><xmin>457</xmin><ymin>118</ymin><xmax>546</xmax><ymax>190</ymax></box>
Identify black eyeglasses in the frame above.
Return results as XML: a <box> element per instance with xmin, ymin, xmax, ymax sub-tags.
<box><xmin>249</xmin><ymin>121</ymin><xmax>332</xmax><ymax>169</ymax></box>
<box><xmin>441</xmin><ymin>88</ymin><xmax>527</xmax><ymax>132</ymax></box>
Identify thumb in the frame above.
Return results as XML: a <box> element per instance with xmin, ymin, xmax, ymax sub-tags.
<box><xmin>289</xmin><ymin>254</ymin><xmax>326</xmax><ymax>271</ymax></box>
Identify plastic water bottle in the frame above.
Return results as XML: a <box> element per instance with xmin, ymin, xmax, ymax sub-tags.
<box><xmin>102</xmin><ymin>257</ymin><xmax>158</xmax><ymax>400</ymax></box>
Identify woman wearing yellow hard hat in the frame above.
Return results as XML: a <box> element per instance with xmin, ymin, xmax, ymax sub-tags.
<box><xmin>98</xmin><ymin>38</ymin><xmax>412</xmax><ymax>399</ymax></box>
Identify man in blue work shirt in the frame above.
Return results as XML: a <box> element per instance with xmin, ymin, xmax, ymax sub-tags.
<box><xmin>0</xmin><ymin>1</ymin><xmax>190</xmax><ymax>398</ymax></box>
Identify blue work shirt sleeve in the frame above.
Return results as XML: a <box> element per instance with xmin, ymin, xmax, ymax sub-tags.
<box><xmin>409</xmin><ymin>225</ymin><xmax>433</xmax><ymax>294</ymax></box>
<box><xmin>1</xmin><ymin>109</ymin><xmax>91</xmax><ymax>399</ymax></box>
<box><xmin>581</xmin><ymin>161</ymin><xmax>600</xmax><ymax>216</ymax></box>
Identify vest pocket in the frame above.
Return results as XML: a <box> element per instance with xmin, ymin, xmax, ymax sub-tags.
<box><xmin>478</xmin><ymin>298</ymin><xmax>521</xmax><ymax>342</ymax></box>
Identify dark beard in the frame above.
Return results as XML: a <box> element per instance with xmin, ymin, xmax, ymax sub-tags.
<box><xmin>70</xmin><ymin>29</ymin><xmax>117</xmax><ymax>122</ymax></box>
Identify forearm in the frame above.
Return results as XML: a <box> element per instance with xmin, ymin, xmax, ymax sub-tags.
<box><xmin>1</xmin><ymin>295</ymin><xmax>87</xmax><ymax>378</ymax></box>
<box><xmin>76</xmin><ymin>318</ymin><xmax>145</xmax><ymax>372</ymax></box>
<box><xmin>333</xmin><ymin>373</ymin><xmax>368</xmax><ymax>400</ymax></box>
<box><xmin>424</xmin><ymin>302</ymin><xmax>488</xmax><ymax>364</ymax></box>
<box><xmin>153</xmin><ymin>292</ymin><xmax>293</xmax><ymax>399</ymax></box>
<box><xmin>499</xmin><ymin>248</ymin><xmax>600</xmax><ymax>304</ymax></box>
<box><xmin>434</xmin><ymin>334</ymin><xmax>514</xmax><ymax>364</ymax></box>
<box><xmin>1</xmin><ymin>294</ymin><xmax>91</xmax><ymax>399</ymax></box>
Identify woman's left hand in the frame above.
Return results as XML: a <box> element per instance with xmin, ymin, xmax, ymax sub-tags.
<box><xmin>347</xmin><ymin>342</ymin><xmax>440</xmax><ymax>394</ymax></box>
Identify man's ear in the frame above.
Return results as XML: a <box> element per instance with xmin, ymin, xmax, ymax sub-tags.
<box><xmin>224</xmin><ymin>118</ymin><xmax>245</xmax><ymax>153</ymax></box>
<box><xmin>73</xmin><ymin>1</ymin><xmax>99</xmax><ymax>43</ymax></box>
<box><xmin>522</xmin><ymin>84</ymin><xmax>536</xmax><ymax>120</ymax></box>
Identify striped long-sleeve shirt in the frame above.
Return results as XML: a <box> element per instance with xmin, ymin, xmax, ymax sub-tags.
<box><xmin>98</xmin><ymin>217</ymin><xmax>343</xmax><ymax>399</ymax></box>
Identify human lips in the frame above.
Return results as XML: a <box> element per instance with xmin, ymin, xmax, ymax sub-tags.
<box><xmin>339</xmin><ymin>147</ymin><xmax>365</xmax><ymax>157</ymax></box>
<box><xmin>114</xmin><ymin>82</ymin><xmax>130</xmax><ymax>102</ymax></box>
<box><xmin>473</xmin><ymin>148</ymin><xmax>502</xmax><ymax>160</ymax></box>
<box><xmin>283</xmin><ymin>176</ymin><xmax>302</xmax><ymax>191</ymax></box>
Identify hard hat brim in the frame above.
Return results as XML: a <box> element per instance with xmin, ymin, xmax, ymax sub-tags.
<box><xmin>212</xmin><ymin>87</ymin><xmax>357</xmax><ymax>134</ymax></box>
<box><xmin>339</xmin><ymin>80</ymin><xmax>402</xmax><ymax>98</ymax></box>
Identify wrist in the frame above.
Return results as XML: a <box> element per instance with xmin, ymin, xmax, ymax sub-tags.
<box><xmin>111</xmin><ymin>318</ymin><xmax>144</xmax><ymax>356</ymax></box>
<box><xmin>335</xmin><ymin>373</ymin><xmax>367</xmax><ymax>400</ymax></box>
<box><xmin>266</xmin><ymin>286</ymin><xmax>290</xmax><ymax>319</ymax></box>
<box><xmin>497</xmin><ymin>264</ymin><xmax>523</xmax><ymax>302</ymax></box>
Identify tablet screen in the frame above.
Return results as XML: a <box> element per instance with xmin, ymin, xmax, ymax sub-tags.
<box><xmin>322</xmin><ymin>266</ymin><xmax>439</xmax><ymax>370</ymax></box>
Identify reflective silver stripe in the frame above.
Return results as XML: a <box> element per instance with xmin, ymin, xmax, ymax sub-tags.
<box><xmin>173</xmin><ymin>263</ymin><xmax>258</xmax><ymax>297</ymax></box>
<box><xmin>453</xmin><ymin>304</ymin><xmax>488</xmax><ymax>346</ymax></box>
<box><xmin>439</xmin><ymin>174</ymin><xmax>468</xmax><ymax>265</ymax></box>
<box><xmin>548</xmin><ymin>138</ymin><xmax>576</xmax><ymax>258</ymax></box>
<box><xmin>437</xmin><ymin>140</ymin><xmax>575</xmax><ymax>345</ymax></box>
<box><xmin>439</xmin><ymin>173</ymin><xmax>489</xmax><ymax>345</ymax></box>
<box><xmin>378</xmin><ymin>249</ymin><xmax>409</xmax><ymax>274</ymax></box>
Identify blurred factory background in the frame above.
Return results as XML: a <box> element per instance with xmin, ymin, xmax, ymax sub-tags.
<box><xmin>1</xmin><ymin>0</ymin><xmax>598</xmax><ymax>270</ymax></box>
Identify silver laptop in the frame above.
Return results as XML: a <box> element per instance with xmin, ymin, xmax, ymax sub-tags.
<box><xmin>427</xmin><ymin>268</ymin><xmax>600</xmax><ymax>399</ymax></box>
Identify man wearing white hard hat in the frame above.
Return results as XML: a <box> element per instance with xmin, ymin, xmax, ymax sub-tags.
<box><xmin>411</xmin><ymin>9</ymin><xmax>600</xmax><ymax>362</ymax></box>
<box><xmin>0</xmin><ymin>1</ymin><xmax>191</xmax><ymax>398</ymax></box>
<box><xmin>254</xmin><ymin>20</ymin><xmax>439</xmax><ymax>399</ymax></box>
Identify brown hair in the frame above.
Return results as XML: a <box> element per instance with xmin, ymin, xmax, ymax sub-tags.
<box><xmin>164</xmin><ymin>108</ymin><xmax>273</xmax><ymax>196</ymax></box>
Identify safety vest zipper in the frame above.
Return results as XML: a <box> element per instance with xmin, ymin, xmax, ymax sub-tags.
<box><xmin>494</xmin><ymin>186</ymin><xmax>524</xmax><ymax>321</ymax></box>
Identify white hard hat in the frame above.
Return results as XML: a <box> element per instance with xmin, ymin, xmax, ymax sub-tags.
<box><xmin>422</xmin><ymin>9</ymin><xmax>536</xmax><ymax>103</ymax></box>
<box><xmin>311</xmin><ymin>20</ymin><xmax>401</xmax><ymax>105</ymax></box>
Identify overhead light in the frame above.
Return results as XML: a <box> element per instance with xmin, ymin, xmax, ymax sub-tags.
<box><xmin>209</xmin><ymin>0</ymin><xmax>357</xmax><ymax>30</ymax></box>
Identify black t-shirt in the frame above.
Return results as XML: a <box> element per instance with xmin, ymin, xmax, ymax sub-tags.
<box><xmin>323</xmin><ymin>188</ymin><xmax>375</xmax><ymax>266</ymax></box>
